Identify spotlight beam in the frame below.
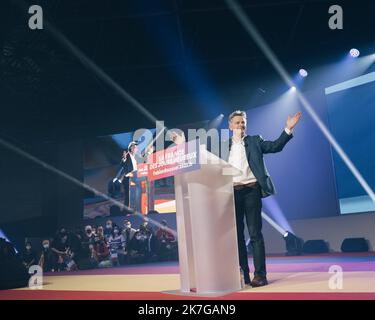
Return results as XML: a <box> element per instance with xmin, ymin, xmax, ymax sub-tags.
<box><xmin>13</xmin><ymin>0</ymin><xmax>158</xmax><ymax>124</ymax></box>
<box><xmin>261</xmin><ymin>211</ymin><xmax>287</xmax><ymax>236</ymax></box>
<box><xmin>45</xmin><ymin>23</ymin><xmax>158</xmax><ymax>124</ymax></box>
<box><xmin>225</xmin><ymin>0</ymin><xmax>375</xmax><ymax>203</ymax></box>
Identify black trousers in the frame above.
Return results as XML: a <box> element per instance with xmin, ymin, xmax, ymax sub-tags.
<box><xmin>123</xmin><ymin>176</ymin><xmax>142</xmax><ymax>212</ymax></box>
<box><xmin>122</xmin><ymin>178</ymin><xmax>130</xmax><ymax>207</ymax></box>
<box><xmin>234</xmin><ymin>183</ymin><xmax>266</xmax><ymax>278</ymax></box>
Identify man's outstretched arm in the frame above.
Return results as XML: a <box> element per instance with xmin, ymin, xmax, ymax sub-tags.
<box><xmin>260</xmin><ymin>112</ymin><xmax>301</xmax><ymax>153</ymax></box>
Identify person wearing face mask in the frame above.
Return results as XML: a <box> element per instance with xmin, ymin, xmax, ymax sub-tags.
<box><xmin>91</xmin><ymin>226</ymin><xmax>97</xmax><ymax>236</ymax></box>
<box><xmin>155</xmin><ymin>220</ymin><xmax>177</xmax><ymax>261</ymax></box>
<box><xmin>22</xmin><ymin>242</ymin><xmax>37</xmax><ymax>269</ymax></box>
<box><xmin>122</xmin><ymin>220</ymin><xmax>137</xmax><ymax>254</ymax></box>
<box><xmin>131</xmin><ymin>224</ymin><xmax>154</xmax><ymax>262</ymax></box>
<box><xmin>93</xmin><ymin>226</ymin><xmax>111</xmax><ymax>268</ymax></box>
<box><xmin>39</xmin><ymin>240</ymin><xmax>56</xmax><ymax>272</ymax></box>
<box><xmin>108</xmin><ymin>227</ymin><xmax>126</xmax><ymax>265</ymax></box>
<box><xmin>84</xmin><ymin>225</ymin><xmax>95</xmax><ymax>240</ymax></box>
<box><xmin>51</xmin><ymin>229</ymin><xmax>71</xmax><ymax>271</ymax></box>
<box><xmin>75</xmin><ymin>226</ymin><xmax>97</xmax><ymax>270</ymax></box>
<box><xmin>104</xmin><ymin>220</ymin><xmax>114</xmax><ymax>240</ymax></box>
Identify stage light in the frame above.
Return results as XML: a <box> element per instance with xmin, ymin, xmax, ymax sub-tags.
<box><xmin>349</xmin><ymin>48</ymin><xmax>360</xmax><ymax>58</ymax></box>
<box><xmin>341</xmin><ymin>237</ymin><xmax>369</xmax><ymax>252</ymax></box>
<box><xmin>291</xmin><ymin>86</ymin><xmax>296</xmax><ymax>91</ymax></box>
<box><xmin>207</xmin><ymin>114</ymin><xmax>225</xmax><ymax>129</ymax></box>
<box><xmin>299</xmin><ymin>69</ymin><xmax>308</xmax><ymax>77</ymax></box>
<box><xmin>303</xmin><ymin>240</ymin><xmax>329</xmax><ymax>254</ymax></box>
<box><xmin>283</xmin><ymin>231</ymin><xmax>304</xmax><ymax>256</ymax></box>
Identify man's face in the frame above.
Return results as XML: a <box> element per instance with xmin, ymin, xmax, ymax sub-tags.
<box><xmin>97</xmin><ymin>227</ymin><xmax>103</xmax><ymax>236</ymax></box>
<box><xmin>229</xmin><ymin>115</ymin><xmax>247</xmax><ymax>138</ymax></box>
<box><xmin>130</xmin><ymin>144</ymin><xmax>138</xmax><ymax>154</ymax></box>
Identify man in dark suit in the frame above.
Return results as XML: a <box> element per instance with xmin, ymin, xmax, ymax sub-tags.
<box><xmin>119</xmin><ymin>141</ymin><xmax>139</xmax><ymax>210</ymax></box>
<box><xmin>227</xmin><ymin>110</ymin><xmax>301</xmax><ymax>287</ymax></box>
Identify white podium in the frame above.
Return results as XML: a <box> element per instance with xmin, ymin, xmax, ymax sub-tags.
<box><xmin>173</xmin><ymin>145</ymin><xmax>242</xmax><ymax>296</ymax></box>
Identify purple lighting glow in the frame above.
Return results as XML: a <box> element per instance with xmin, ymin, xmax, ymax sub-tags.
<box><xmin>263</xmin><ymin>197</ymin><xmax>293</xmax><ymax>234</ymax></box>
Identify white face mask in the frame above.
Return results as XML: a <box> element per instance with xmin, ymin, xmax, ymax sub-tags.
<box><xmin>26</xmin><ymin>246</ymin><xmax>31</xmax><ymax>250</ymax></box>
<box><xmin>43</xmin><ymin>244</ymin><xmax>49</xmax><ymax>249</ymax></box>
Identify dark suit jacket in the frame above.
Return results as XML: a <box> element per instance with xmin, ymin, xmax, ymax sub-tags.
<box><xmin>120</xmin><ymin>156</ymin><xmax>134</xmax><ymax>180</ymax></box>
<box><xmin>119</xmin><ymin>152</ymin><xmax>149</xmax><ymax>180</ymax></box>
<box><xmin>225</xmin><ymin>130</ymin><xmax>293</xmax><ymax>198</ymax></box>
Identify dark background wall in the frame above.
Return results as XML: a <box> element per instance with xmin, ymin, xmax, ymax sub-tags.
<box><xmin>0</xmin><ymin>139</ymin><xmax>83</xmax><ymax>248</ymax></box>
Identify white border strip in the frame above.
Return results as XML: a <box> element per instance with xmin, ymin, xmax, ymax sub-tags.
<box><xmin>325</xmin><ymin>71</ymin><xmax>375</xmax><ymax>95</ymax></box>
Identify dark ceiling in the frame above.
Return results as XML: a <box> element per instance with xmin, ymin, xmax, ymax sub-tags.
<box><xmin>1</xmin><ymin>0</ymin><xmax>374</xmax><ymax>142</ymax></box>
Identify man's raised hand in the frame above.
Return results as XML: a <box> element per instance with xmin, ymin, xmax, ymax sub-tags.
<box><xmin>286</xmin><ymin>112</ymin><xmax>302</xmax><ymax>131</ymax></box>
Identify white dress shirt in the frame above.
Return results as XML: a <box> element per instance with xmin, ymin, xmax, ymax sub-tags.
<box><xmin>228</xmin><ymin>136</ymin><xmax>257</xmax><ymax>186</ymax></box>
<box><xmin>228</xmin><ymin>128</ymin><xmax>292</xmax><ymax>186</ymax></box>
<box><xmin>129</xmin><ymin>153</ymin><xmax>137</xmax><ymax>171</ymax></box>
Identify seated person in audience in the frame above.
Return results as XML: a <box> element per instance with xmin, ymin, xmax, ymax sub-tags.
<box><xmin>131</xmin><ymin>224</ymin><xmax>153</xmax><ymax>261</ymax></box>
<box><xmin>141</xmin><ymin>219</ymin><xmax>153</xmax><ymax>235</ymax></box>
<box><xmin>70</xmin><ymin>228</ymin><xmax>84</xmax><ymax>260</ymax></box>
<box><xmin>52</xmin><ymin>228</ymin><xmax>78</xmax><ymax>271</ymax></box>
<box><xmin>91</xmin><ymin>225</ymin><xmax>97</xmax><ymax>236</ymax></box>
<box><xmin>39</xmin><ymin>239</ymin><xmax>56</xmax><ymax>272</ymax></box>
<box><xmin>155</xmin><ymin>220</ymin><xmax>177</xmax><ymax>260</ymax></box>
<box><xmin>122</xmin><ymin>220</ymin><xmax>137</xmax><ymax>253</ymax></box>
<box><xmin>22</xmin><ymin>242</ymin><xmax>37</xmax><ymax>269</ymax></box>
<box><xmin>104</xmin><ymin>220</ymin><xmax>114</xmax><ymax>241</ymax></box>
<box><xmin>82</xmin><ymin>225</ymin><xmax>96</xmax><ymax>246</ymax></box>
<box><xmin>92</xmin><ymin>226</ymin><xmax>111</xmax><ymax>268</ymax></box>
<box><xmin>108</xmin><ymin>226</ymin><xmax>126</xmax><ymax>265</ymax></box>
<box><xmin>87</xmin><ymin>243</ymin><xmax>99</xmax><ymax>268</ymax></box>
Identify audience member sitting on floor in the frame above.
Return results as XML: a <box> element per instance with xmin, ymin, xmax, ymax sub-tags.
<box><xmin>39</xmin><ymin>239</ymin><xmax>56</xmax><ymax>272</ymax></box>
<box><xmin>155</xmin><ymin>220</ymin><xmax>177</xmax><ymax>261</ymax></box>
<box><xmin>16</xmin><ymin>218</ymin><xmax>179</xmax><ymax>272</ymax></box>
<box><xmin>104</xmin><ymin>219</ymin><xmax>114</xmax><ymax>241</ymax></box>
<box><xmin>51</xmin><ymin>228</ymin><xmax>77</xmax><ymax>271</ymax></box>
<box><xmin>92</xmin><ymin>226</ymin><xmax>111</xmax><ymax>268</ymax></box>
<box><xmin>21</xmin><ymin>241</ymin><xmax>37</xmax><ymax>269</ymax></box>
<box><xmin>122</xmin><ymin>220</ymin><xmax>137</xmax><ymax>253</ymax></box>
<box><xmin>130</xmin><ymin>223</ymin><xmax>153</xmax><ymax>262</ymax></box>
<box><xmin>108</xmin><ymin>226</ymin><xmax>126</xmax><ymax>265</ymax></box>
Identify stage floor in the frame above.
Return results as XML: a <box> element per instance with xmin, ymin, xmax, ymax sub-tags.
<box><xmin>1</xmin><ymin>253</ymin><xmax>375</xmax><ymax>300</ymax></box>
